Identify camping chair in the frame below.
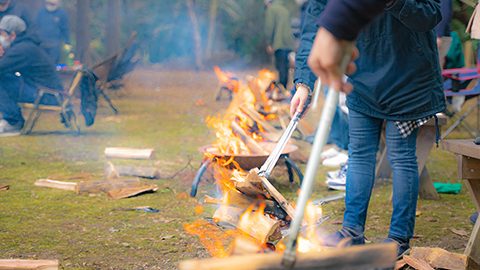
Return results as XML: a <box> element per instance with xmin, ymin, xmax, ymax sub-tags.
<box><xmin>20</xmin><ymin>70</ymin><xmax>83</xmax><ymax>135</ymax></box>
<box><xmin>90</xmin><ymin>33</ymin><xmax>139</xmax><ymax>114</ymax></box>
<box><xmin>441</xmin><ymin>51</ymin><xmax>480</xmax><ymax>139</ymax></box>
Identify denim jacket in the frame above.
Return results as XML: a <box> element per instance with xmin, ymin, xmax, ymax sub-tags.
<box><xmin>294</xmin><ymin>0</ymin><xmax>446</xmax><ymax>121</ymax></box>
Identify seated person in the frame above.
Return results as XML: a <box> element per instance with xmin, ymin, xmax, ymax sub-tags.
<box><xmin>0</xmin><ymin>15</ymin><xmax>62</xmax><ymax>136</ymax></box>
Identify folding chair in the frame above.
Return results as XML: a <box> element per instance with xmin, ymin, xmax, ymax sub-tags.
<box><xmin>441</xmin><ymin>51</ymin><xmax>480</xmax><ymax>139</ymax></box>
<box><xmin>20</xmin><ymin>70</ymin><xmax>83</xmax><ymax>135</ymax></box>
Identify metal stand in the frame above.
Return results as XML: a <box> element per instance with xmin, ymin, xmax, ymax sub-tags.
<box><xmin>190</xmin><ymin>155</ymin><xmax>303</xmax><ymax>197</ymax></box>
<box><xmin>442</xmin><ymin>96</ymin><xmax>480</xmax><ymax>140</ymax></box>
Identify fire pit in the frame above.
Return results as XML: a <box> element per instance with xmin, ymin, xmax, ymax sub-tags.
<box><xmin>190</xmin><ymin>142</ymin><xmax>303</xmax><ymax>197</ymax></box>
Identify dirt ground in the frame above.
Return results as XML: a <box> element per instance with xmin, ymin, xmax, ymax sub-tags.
<box><xmin>0</xmin><ymin>68</ymin><xmax>477</xmax><ymax>269</ymax></box>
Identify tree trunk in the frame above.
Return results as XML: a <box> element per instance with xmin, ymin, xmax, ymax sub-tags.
<box><xmin>186</xmin><ymin>0</ymin><xmax>203</xmax><ymax>70</ymax></box>
<box><xmin>76</xmin><ymin>0</ymin><xmax>90</xmax><ymax>65</ymax></box>
<box><xmin>205</xmin><ymin>0</ymin><xmax>218</xmax><ymax>59</ymax></box>
<box><xmin>106</xmin><ymin>0</ymin><xmax>121</xmax><ymax>55</ymax></box>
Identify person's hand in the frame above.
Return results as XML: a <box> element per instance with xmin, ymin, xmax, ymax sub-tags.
<box><xmin>64</xmin><ymin>43</ymin><xmax>72</xmax><ymax>51</ymax></box>
<box><xmin>0</xmin><ymin>45</ymin><xmax>5</xmax><ymax>57</ymax></box>
<box><xmin>307</xmin><ymin>27</ymin><xmax>359</xmax><ymax>93</ymax></box>
<box><xmin>266</xmin><ymin>45</ymin><xmax>274</xmax><ymax>55</ymax></box>
<box><xmin>290</xmin><ymin>84</ymin><xmax>310</xmax><ymax>118</ymax></box>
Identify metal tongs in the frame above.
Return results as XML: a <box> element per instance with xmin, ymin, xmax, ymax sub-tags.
<box><xmin>257</xmin><ymin>95</ymin><xmax>311</xmax><ymax>179</ymax></box>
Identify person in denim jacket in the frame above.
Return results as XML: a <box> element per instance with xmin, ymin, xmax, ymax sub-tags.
<box><xmin>291</xmin><ymin>0</ymin><xmax>446</xmax><ymax>257</ymax></box>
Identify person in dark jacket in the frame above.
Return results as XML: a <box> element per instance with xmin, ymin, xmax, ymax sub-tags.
<box><xmin>264</xmin><ymin>0</ymin><xmax>295</xmax><ymax>88</ymax></box>
<box><xmin>0</xmin><ymin>15</ymin><xmax>62</xmax><ymax>136</ymax></box>
<box><xmin>436</xmin><ymin>0</ymin><xmax>453</xmax><ymax>68</ymax></box>
<box><xmin>35</xmin><ymin>0</ymin><xmax>70</xmax><ymax>64</ymax></box>
<box><xmin>0</xmin><ymin>0</ymin><xmax>34</xmax><ymax>35</ymax></box>
<box><xmin>291</xmin><ymin>0</ymin><xmax>445</xmax><ymax>258</ymax></box>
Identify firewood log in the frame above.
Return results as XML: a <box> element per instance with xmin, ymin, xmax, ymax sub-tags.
<box><xmin>237</xmin><ymin>211</ymin><xmax>281</xmax><ymax>244</ymax></box>
<box><xmin>403</xmin><ymin>255</ymin><xmax>434</xmax><ymax>270</ymax></box>
<box><xmin>0</xmin><ymin>259</ymin><xmax>59</xmax><ymax>270</ymax></box>
<box><xmin>230</xmin><ymin>236</ymin><xmax>263</xmax><ymax>256</ymax></box>
<box><xmin>212</xmin><ymin>205</ymin><xmax>244</xmax><ymax>227</ymax></box>
<box><xmin>239</xmin><ymin>106</ymin><xmax>281</xmax><ymax>142</ymax></box>
<box><xmin>179</xmin><ymin>243</ymin><xmax>397</xmax><ymax>270</ymax></box>
<box><xmin>34</xmin><ymin>179</ymin><xmax>77</xmax><ymax>191</ymax></box>
<box><xmin>231</xmin><ymin>122</ymin><xmax>268</xmax><ymax>155</ymax></box>
<box><xmin>104</xmin><ymin>147</ymin><xmax>155</xmax><ymax>160</ymax></box>
<box><xmin>410</xmin><ymin>247</ymin><xmax>467</xmax><ymax>270</ymax></box>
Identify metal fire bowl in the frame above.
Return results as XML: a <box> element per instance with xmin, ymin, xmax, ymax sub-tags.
<box><xmin>200</xmin><ymin>142</ymin><xmax>298</xmax><ymax>170</ymax></box>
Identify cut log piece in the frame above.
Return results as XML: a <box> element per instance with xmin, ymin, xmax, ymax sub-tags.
<box><xmin>403</xmin><ymin>255</ymin><xmax>434</xmax><ymax>270</ymax></box>
<box><xmin>179</xmin><ymin>243</ymin><xmax>397</xmax><ymax>270</ymax></box>
<box><xmin>246</xmin><ymin>169</ymin><xmax>295</xmax><ymax>219</ymax></box>
<box><xmin>0</xmin><ymin>259</ymin><xmax>59</xmax><ymax>270</ymax></box>
<box><xmin>212</xmin><ymin>205</ymin><xmax>244</xmax><ymax>227</ymax></box>
<box><xmin>231</xmin><ymin>236</ymin><xmax>263</xmax><ymax>256</ymax></box>
<box><xmin>0</xmin><ymin>185</ymin><xmax>9</xmax><ymax>191</ymax></box>
<box><xmin>231</xmin><ymin>122</ymin><xmax>268</xmax><ymax>155</ymax></box>
<box><xmin>239</xmin><ymin>106</ymin><xmax>281</xmax><ymax>142</ymax></box>
<box><xmin>105</xmin><ymin>163</ymin><xmax>160</xmax><ymax>179</ymax></box>
<box><xmin>237</xmin><ymin>210</ymin><xmax>281</xmax><ymax>243</ymax></box>
<box><xmin>104</xmin><ymin>147</ymin><xmax>155</xmax><ymax>160</ymax></box>
<box><xmin>107</xmin><ymin>183</ymin><xmax>158</xmax><ymax>199</ymax></box>
<box><xmin>34</xmin><ymin>179</ymin><xmax>77</xmax><ymax>191</ymax></box>
<box><xmin>394</xmin><ymin>259</ymin><xmax>406</xmax><ymax>270</ymax></box>
<box><xmin>234</xmin><ymin>181</ymin><xmax>266</xmax><ymax>198</ymax></box>
<box><xmin>410</xmin><ymin>247</ymin><xmax>467</xmax><ymax>270</ymax></box>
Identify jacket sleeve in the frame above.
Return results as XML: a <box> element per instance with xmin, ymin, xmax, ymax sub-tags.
<box><xmin>0</xmin><ymin>46</ymin><xmax>30</xmax><ymax>75</ymax></box>
<box><xmin>434</xmin><ymin>0</ymin><xmax>452</xmax><ymax>37</ymax></box>
<box><xmin>318</xmin><ymin>0</ymin><xmax>388</xmax><ymax>41</ymax></box>
<box><xmin>264</xmin><ymin>7</ymin><xmax>275</xmax><ymax>46</ymax></box>
<box><xmin>293</xmin><ymin>0</ymin><xmax>325</xmax><ymax>92</ymax></box>
<box><xmin>387</xmin><ymin>0</ymin><xmax>442</xmax><ymax>32</ymax></box>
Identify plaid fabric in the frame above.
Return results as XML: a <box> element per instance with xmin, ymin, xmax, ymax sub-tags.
<box><xmin>395</xmin><ymin>116</ymin><xmax>433</xmax><ymax>138</ymax></box>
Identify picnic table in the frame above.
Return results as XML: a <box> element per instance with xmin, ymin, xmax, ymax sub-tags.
<box><xmin>443</xmin><ymin>139</ymin><xmax>480</xmax><ymax>269</ymax></box>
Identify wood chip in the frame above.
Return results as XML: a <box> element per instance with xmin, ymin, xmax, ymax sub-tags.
<box><xmin>450</xmin><ymin>228</ymin><xmax>469</xmax><ymax>237</ymax></box>
<box><xmin>0</xmin><ymin>185</ymin><xmax>9</xmax><ymax>191</ymax></box>
<box><xmin>410</xmin><ymin>247</ymin><xmax>467</xmax><ymax>270</ymax></box>
<box><xmin>403</xmin><ymin>255</ymin><xmax>434</xmax><ymax>270</ymax></box>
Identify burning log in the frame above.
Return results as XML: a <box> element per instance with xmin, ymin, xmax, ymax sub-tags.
<box><xmin>246</xmin><ymin>169</ymin><xmax>295</xmax><ymax>219</ymax></box>
<box><xmin>237</xmin><ymin>208</ymin><xmax>281</xmax><ymax>244</ymax></box>
<box><xmin>104</xmin><ymin>147</ymin><xmax>155</xmax><ymax>160</ymax></box>
<box><xmin>179</xmin><ymin>243</ymin><xmax>397</xmax><ymax>270</ymax></box>
<box><xmin>212</xmin><ymin>205</ymin><xmax>244</xmax><ymax>227</ymax></box>
<box><xmin>231</xmin><ymin>122</ymin><xmax>268</xmax><ymax>155</ymax></box>
<box><xmin>104</xmin><ymin>162</ymin><xmax>160</xmax><ymax>179</ymax></box>
<box><xmin>231</xmin><ymin>236</ymin><xmax>263</xmax><ymax>256</ymax></box>
<box><xmin>239</xmin><ymin>106</ymin><xmax>281</xmax><ymax>142</ymax></box>
<box><xmin>0</xmin><ymin>259</ymin><xmax>59</xmax><ymax>270</ymax></box>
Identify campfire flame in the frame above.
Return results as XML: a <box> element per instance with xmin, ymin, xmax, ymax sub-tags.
<box><xmin>185</xmin><ymin>67</ymin><xmax>329</xmax><ymax>258</ymax></box>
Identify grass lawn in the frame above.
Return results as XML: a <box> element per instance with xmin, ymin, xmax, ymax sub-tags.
<box><xmin>0</xmin><ymin>68</ymin><xmax>477</xmax><ymax>269</ymax></box>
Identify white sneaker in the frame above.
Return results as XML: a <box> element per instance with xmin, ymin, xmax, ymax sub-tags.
<box><xmin>0</xmin><ymin>119</ymin><xmax>22</xmax><ymax>137</ymax></box>
<box><xmin>326</xmin><ymin>166</ymin><xmax>347</xmax><ymax>191</ymax></box>
<box><xmin>322</xmin><ymin>152</ymin><xmax>348</xmax><ymax>167</ymax></box>
<box><xmin>321</xmin><ymin>147</ymin><xmax>340</xmax><ymax>159</ymax></box>
<box><xmin>327</xmin><ymin>163</ymin><xmax>348</xmax><ymax>179</ymax></box>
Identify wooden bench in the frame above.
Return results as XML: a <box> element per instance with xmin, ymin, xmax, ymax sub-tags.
<box><xmin>443</xmin><ymin>139</ymin><xmax>480</xmax><ymax>270</ymax></box>
<box><xmin>376</xmin><ymin>114</ymin><xmax>448</xmax><ymax>200</ymax></box>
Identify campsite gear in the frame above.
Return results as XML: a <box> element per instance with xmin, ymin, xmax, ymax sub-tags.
<box><xmin>433</xmin><ymin>182</ymin><xmax>462</xmax><ymax>194</ymax></box>
<box><xmin>312</xmin><ymin>192</ymin><xmax>346</xmax><ymax>206</ymax></box>
<box><xmin>471</xmin><ymin>212</ymin><xmax>479</xmax><ymax>224</ymax></box>
<box><xmin>474</xmin><ymin>137</ymin><xmax>480</xmax><ymax>145</ymax></box>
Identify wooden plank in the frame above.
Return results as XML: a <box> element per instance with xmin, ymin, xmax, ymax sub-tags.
<box><xmin>107</xmin><ymin>183</ymin><xmax>158</xmax><ymax>199</ymax></box>
<box><xmin>465</xmin><ymin>179</ymin><xmax>480</xmax><ymax>211</ymax></box>
<box><xmin>443</xmin><ymin>140</ymin><xmax>480</xmax><ymax>160</ymax></box>
<box><xmin>0</xmin><ymin>259</ymin><xmax>59</xmax><ymax>270</ymax></box>
<box><xmin>34</xmin><ymin>179</ymin><xmax>77</xmax><ymax>191</ymax></box>
<box><xmin>403</xmin><ymin>255</ymin><xmax>434</xmax><ymax>270</ymax></box>
<box><xmin>410</xmin><ymin>247</ymin><xmax>467</xmax><ymax>270</ymax></box>
<box><xmin>461</xmin><ymin>156</ymin><xmax>480</xmax><ymax>180</ymax></box>
<box><xmin>246</xmin><ymin>169</ymin><xmax>295</xmax><ymax>219</ymax></box>
<box><xmin>178</xmin><ymin>243</ymin><xmax>397</xmax><ymax>270</ymax></box>
<box><xmin>104</xmin><ymin>147</ymin><xmax>155</xmax><ymax>160</ymax></box>
<box><xmin>466</xmin><ymin>216</ymin><xmax>480</xmax><ymax>268</ymax></box>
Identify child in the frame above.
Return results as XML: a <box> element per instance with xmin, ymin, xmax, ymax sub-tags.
<box><xmin>292</xmin><ymin>0</ymin><xmax>445</xmax><ymax>258</ymax></box>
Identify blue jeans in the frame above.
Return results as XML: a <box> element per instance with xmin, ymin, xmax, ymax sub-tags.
<box><xmin>344</xmin><ymin>109</ymin><xmax>419</xmax><ymax>243</ymax></box>
<box><xmin>0</xmin><ymin>75</ymin><xmax>57</xmax><ymax>125</ymax></box>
